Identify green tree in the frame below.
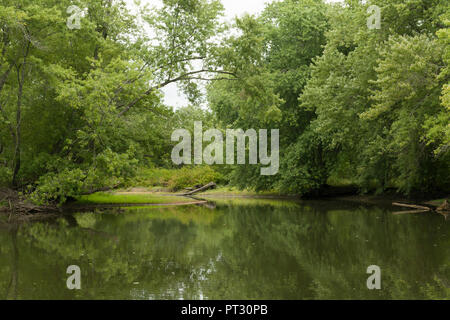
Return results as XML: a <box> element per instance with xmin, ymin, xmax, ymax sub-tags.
<box><xmin>0</xmin><ymin>0</ymin><xmax>231</xmax><ymax>203</ymax></box>
<box><xmin>208</xmin><ymin>0</ymin><xmax>329</xmax><ymax>192</ymax></box>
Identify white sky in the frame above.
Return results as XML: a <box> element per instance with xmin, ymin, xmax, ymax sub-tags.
<box><xmin>125</xmin><ymin>0</ymin><xmax>343</xmax><ymax>108</ymax></box>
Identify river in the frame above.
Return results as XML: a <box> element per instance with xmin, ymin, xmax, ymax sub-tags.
<box><xmin>0</xmin><ymin>198</ymin><xmax>448</xmax><ymax>299</ymax></box>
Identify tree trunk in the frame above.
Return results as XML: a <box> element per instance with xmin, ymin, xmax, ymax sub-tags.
<box><xmin>12</xmin><ymin>65</ymin><xmax>24</xmax><ymax>187</ymax></box>
<box><xmin>179</xmin><ymin>182</ymin><xmax>217</xmax><ymax>196</ymax></box>
<box><xmin>12</xmin><ymin>43</ymin><xmax>29</xmax><ymax>187</ymax></box>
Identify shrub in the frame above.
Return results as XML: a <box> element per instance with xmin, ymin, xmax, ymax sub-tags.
<box><xmin>131</xmin><ymin>166</ymin><xmax>225</xmax><ymax>191</ymax></box>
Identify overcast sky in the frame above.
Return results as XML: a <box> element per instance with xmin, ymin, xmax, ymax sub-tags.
<box><xmin>125</xmin><ymin>0</ymin><xmax>342</xmax><ymax>108</ymax></box>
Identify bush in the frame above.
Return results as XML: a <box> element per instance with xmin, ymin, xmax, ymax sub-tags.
<box><xmin>168</xmin><ymin>167</ymin><xmax>224</xmax><ymax>191</ymax></box>
<box><xmin>131</xmin><ymin>166</ymin><xmax>225</xmax><ymax>191</ymax></box>
<box><xmin>30</xmin><ymin>149</ymin><xmax>139</xmax><ymax>205</ymax></box>
<box><xmin>30</xmin><ymin>168</ymin><xmax>87</xmax><ymax>205</ymax></box>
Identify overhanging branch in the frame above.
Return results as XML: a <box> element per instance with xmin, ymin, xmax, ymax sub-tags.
<box><xmin>118</xmin><ymin>69</ymin><xmax>237</xmax><ymax>117</ymax></box>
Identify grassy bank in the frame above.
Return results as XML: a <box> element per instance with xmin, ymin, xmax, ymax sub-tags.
<box><xmin>125</xmin><ymin>168</ymin><xmax>286</xmax><ymax>197</ymax></box>
<box><xmin>75</xmin><ymin>192</ymin><xmax>195</xmax><ymax>205</ymax></box>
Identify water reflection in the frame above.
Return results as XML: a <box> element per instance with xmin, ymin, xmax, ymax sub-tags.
<box><xmin>0</xmin><ymin>199</ymin><xmax>448</xmax><ymax>299</ymax></box>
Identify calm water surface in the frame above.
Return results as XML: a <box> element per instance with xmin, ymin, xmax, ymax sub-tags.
<box><xmin>0</xmin><ymin>198</ymin><xmax>449</xmax><ymax>299</ymax></box>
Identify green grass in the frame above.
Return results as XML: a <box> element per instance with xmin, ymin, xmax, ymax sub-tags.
<box><xmin>75</xmin><ymin>192</ymin><xmax>195</xmax><ymax>205</ymax></box>
<box><xmin>327</xmin><ymin>176</ymin><xmax>357</xmax><ymax>188</ymax></box>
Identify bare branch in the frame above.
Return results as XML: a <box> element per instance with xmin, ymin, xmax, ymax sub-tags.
<box><xmin>118</xmin><ymin>69</ymin><xmax>237</xmax><ymax>117</ymax></box>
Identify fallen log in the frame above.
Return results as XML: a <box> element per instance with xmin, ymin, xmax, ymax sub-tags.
<box><xmin>179</xmin><ymin>182</ymin><xmax>217</xmax><ymax>196</ymax></box>
<box><xmin>437</xmin><ymin>200</ymin><xmax>450</xmax><ymax>212</ymax></box>
<box><xmin>392</xmin><ymin>202</ymin><xmax>432</xmax><ymax>211</ymax></box>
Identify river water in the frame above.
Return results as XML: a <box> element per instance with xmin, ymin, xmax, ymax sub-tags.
<box><xmin>0</xmin><ymin>198</ymin><xmax>448</xmax><ymax>299</ymax></box>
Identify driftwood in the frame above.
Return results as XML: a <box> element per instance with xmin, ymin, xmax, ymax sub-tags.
<box><xmin>183</xmin><ymin>184</ymin><xmax>203</xmax><ymax>191</ymax></box>
<box><xmin>393</xmin><ymin>200</ymin><xmax>450</xmax><ymax>217</ymax></box>
<box><xmin>179</xmin><ymin>182</ymin><xmax>216</xmax><ymax>196</ymax></box>
<box><xmin>392</xmin><ymin>202</ymin><xmax>432</xmax><ymax>211</ymax></box>
<box><xmin>437</xmin><ymin>200</ymin><xmax>450</xmax><ymax>212</ymax></box>
<box><xmin>392</xmin><ymin>202</ymin><xmax>431</xmax><ymax>215</ymax></box>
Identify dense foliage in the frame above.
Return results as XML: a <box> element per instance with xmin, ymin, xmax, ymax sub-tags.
<box><xmin>0</xmin><ymin>0</ymin><xmax>448</xmax><ymax>203</ymax></box>
<box><xmin>208</xmin><ymin>0</ymin><xmax>449</xmax><ymax>196</ymax></box>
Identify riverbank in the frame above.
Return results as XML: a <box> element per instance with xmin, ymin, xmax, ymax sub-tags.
<box><xmin>75</xmin><ymin>192</ymin><xmax>200</xmax><ymax>206</ymax></box>
<box><xmin>1</xmin><ymin>185</ymin><xmax>448</xmax><ymax>217</ymax></box>
<box><xmin>73</xmin><ymin>186</ymin><xmax>450</xmax><ymax>213</ymax></box>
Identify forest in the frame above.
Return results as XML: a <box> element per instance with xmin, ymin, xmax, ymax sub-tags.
<box><xmin>0</xmin><ymin>0</ymin><xmax>449</xmax><ymax>206</ymax></box>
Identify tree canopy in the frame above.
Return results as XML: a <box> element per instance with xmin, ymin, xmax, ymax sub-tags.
<box><xmin>0</xmin><ymin>0</ymin><xmax>448</xmax><ymax>202</ymax></box>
